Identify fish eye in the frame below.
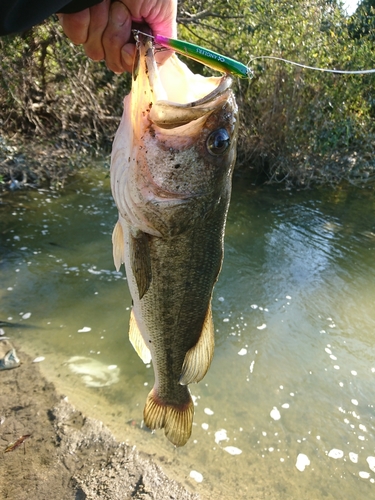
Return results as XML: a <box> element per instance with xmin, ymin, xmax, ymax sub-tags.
<box><xmin>206</xmin><ymin>128</ymin><xmax>230</xmax><ymax>156</ymax></box>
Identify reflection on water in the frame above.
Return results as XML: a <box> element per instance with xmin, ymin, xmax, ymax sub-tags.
<box><xmin>1</xmin><ymin>169</ymin><xmax>375</xmax><ymax>498</ymax></box>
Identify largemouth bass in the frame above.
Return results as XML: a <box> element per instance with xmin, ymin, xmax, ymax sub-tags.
<box><xmin>111</xmin><ymin>33</ymin><xmax>238</xmax><ymax>447</ymax></box>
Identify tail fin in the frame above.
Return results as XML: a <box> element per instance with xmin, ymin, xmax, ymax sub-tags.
<box><xmin>143</xmin><ymin>388</ymin><xmax>194</xmax><ymax>447</ymax></box>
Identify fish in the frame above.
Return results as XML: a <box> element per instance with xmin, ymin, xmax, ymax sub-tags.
<box><xmin>110</xmin><ymin>32</ymin><xmax>238</xmax><ymax>446</ymax></box>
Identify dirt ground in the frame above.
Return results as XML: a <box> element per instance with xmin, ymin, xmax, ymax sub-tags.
<box><xmin>0</xmin><ymin>345</ymin><xmax>199</xmax><ymax>500</ymax></box>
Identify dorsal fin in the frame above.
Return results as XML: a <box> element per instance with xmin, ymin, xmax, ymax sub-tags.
<box><xmin>112</xmin><ymin>220</ymin><xmax>125</xmax><ymax>272</ymax></box>
<box><xmin>179</xmin><ymin>303</ymin><xmax>215</xmax><ymax>385</ymax></box>
<box><xmin>129</xmin><ymin>310</ymin><xmax>152</xmax><ymax>364</ymax></box>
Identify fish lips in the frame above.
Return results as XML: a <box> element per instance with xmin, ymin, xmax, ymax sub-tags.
<box><xmin>150</xmin><ymin>76</ymin><xmax>234</xmax><ymax>130</ymax></box>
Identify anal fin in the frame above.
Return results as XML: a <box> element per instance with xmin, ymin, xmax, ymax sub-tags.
<box><xmin>179</xmin><ymin>303</ymin><xmax>215</xmax><ymax>385</ymax></box>
<box><xmin>129</xmin><ymin>230</ymin><xmax>152</xmax><ymax>300</ymax></box>
<box><xmin>129</xmin><ymin>310</ymin><xmax>152</xmax><ymax>364</ymax></box>
<box><xmin>143</xmin><ymin>388</ymin><xmax>194</xmax><ymax>447</ymax></box>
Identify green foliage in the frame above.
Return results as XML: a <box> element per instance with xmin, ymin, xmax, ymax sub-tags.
<box><xmin>0</xmin><ymin>20</ymin><xmax>131</xmax><ymax>150</ymax></box>
<box><xmin>0</xmin><ymin>3</ymin><xmax>374</xmax><ymax>187</ymax></box>
<box><xmin>349</xmin><ymin>0</ymin><xmax>375</xmax><ymax>40</ymax></box>
<box><xmin>178</xmin><ymin>0</ymin><xmax>375</xmax><ymax>185</ymax></box>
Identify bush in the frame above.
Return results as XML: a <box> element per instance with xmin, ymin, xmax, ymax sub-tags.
<box><xmin>0</xmin><ymin>20</ymin><xmax>131</xmax><ymax>149</ymax></box>
<box><xmin>178</xmin><ymin>0</ymin><xmax>375</xmax><ymax>186</ymax></box>
<box><xmin>0</xmin><ymin>19</ymin><xmax>131</xmax><ymax>188</ymax></box>
<box><xmin>1</xmin><ymin>1</ymin><xmax>375</xmax><ymax>188</ymax></box>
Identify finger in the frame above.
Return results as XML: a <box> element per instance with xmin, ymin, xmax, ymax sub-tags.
<box><xmin>143</xmin><ymin>1</ymin><xmax>178</xmax><ymax>66</ymax></box>
<box><xmin>83</xmin><ymin>0</ymin><xmax>111</xmax><ymax>62</ymax></box>
<box><xmin>58</xmin><ymin>9</ymin><xmax>90</xmax><ymax>45</ymax></box>
<box><xmin>148</xmin><ymin>5</ymin><xmax>177</xmax><ymax>39</ymax></box>
<box><xmin>102</xmin><ymin>1</ymin><xmax>132</xmax><ymax>73</ymax></box>
<box><xmin>120</xmin><ymin>44</ymin><xmax>136</xmax><ymax>74</ymax></box>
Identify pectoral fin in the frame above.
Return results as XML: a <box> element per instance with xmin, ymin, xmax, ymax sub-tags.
<box><xmin>179</xmin><ymin>304</ymin><xmax>215</xmax><ymax>385</ymax></box>
<box><xmin>112</xmin><ymin>220</ymin><xmax>125</xmax><ymax>272</ymax></box>
<box><xmin>129</xmin><ymin>310</ymin><xmax>152</xmax><ymax>364</ymax></box>
<box><xmin>129</xmin><ymin>230</ymin><xmax>152</xmax><ymax>300</ymax></box>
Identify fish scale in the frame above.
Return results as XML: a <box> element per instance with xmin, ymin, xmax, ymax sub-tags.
<box><xmin>140</xmin><ymin>219</ymin><xmax>225</xmax><ymax>373</ymax></box>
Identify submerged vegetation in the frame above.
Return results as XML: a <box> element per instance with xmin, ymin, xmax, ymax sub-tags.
<box><xmin>1</xmin><ymin>0</ymin><xmax>375</xmax><ymax>188</ymax></box>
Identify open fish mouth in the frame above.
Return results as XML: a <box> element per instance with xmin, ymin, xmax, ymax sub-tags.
<box><xmin>132</xmin><ymin>32</ymin><xmax>234</xmax><ymax>131</ymax></box>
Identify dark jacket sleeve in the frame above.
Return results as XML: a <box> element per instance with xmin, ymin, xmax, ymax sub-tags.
<box><xmin>0</xmin><ymin>0</ymin><xmax>102</xmax><ymax>36</ymax></box>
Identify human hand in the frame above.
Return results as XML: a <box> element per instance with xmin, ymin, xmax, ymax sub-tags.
<box><xmin>58</xmin><ymin>0</ymin><xmax>177</xmax><ymax>73</ymax></box>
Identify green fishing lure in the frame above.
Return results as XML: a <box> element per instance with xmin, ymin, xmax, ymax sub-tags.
<box><xmin>132</xmin><ymin>30</ymin><xmax>253</xmax><ymax>79</ymax></box>
<box><xmin>134</xmin><ymin>30</ymin><xmax>375</xmax><ymax>78</ymax></box>
<box><xmin>155</xmin><ymin>34</ymin><xmax>253</xmax><ymax>79</ymax></box>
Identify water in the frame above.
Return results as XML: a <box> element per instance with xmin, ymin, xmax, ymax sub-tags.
<box><xmin>1</xmin><ymin>168</ymin><xmax>375</xmax><ymax>498</ymax></box>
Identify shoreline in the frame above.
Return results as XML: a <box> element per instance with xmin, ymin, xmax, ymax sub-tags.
<box><xmin>0</xmin><ymin>345</ymin><xmax>199</xmax><ymax>500</ymax></box>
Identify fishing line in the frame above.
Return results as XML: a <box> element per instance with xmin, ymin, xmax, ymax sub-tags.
<box><xmin>248</xmin><ymin>56</ymin><xmax>375</xmax><ymax>75</ymax></box>
<box><xmin>132</xmin><ymin>30</ymin><xmax>375</xmax><ymax>78</ymax></box>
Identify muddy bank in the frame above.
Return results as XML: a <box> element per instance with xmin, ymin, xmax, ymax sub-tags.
<box><xmin>0</xmin><ymin>134</ymin><xmax>105</xmax><ymax>192</ymax></box>
<box><xmin>0</xmin><ymin>346</ymin><xmax>198</xmax><ymax>500</ymax></box>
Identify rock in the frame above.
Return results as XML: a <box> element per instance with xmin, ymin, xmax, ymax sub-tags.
<box><xmin>0</xmin><ymin>339</ymin><xmax>20</xmax><ymax>370</ymax></box>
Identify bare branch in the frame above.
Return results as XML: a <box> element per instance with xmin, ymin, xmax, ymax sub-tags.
<box><xmin>178</xmin><ymin>9</ymin><xmax>244</xmax><ymax>21</ymax></box>
<box><xmin>179</xmin><ymin>24</ymin><xmax>230</xmax><ymax>56</ymax></box>
<box><xmin>178</xmin><ymin>19</ymin><xmax>230</xmax><ymax>36</ymax></box>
